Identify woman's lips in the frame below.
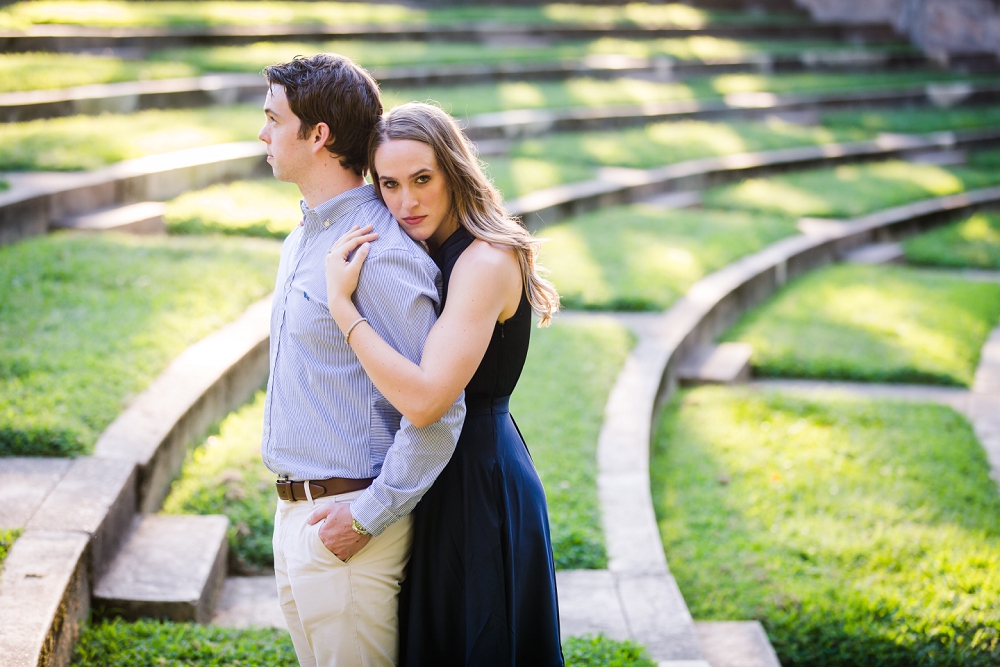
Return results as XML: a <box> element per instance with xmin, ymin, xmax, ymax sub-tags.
<box><xmin>403</xmin><ymin>215</ymin><xmax>426</xmax><ymax>226</ymax></box>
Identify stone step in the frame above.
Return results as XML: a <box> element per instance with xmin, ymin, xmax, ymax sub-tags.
<box><xmin>695</xmin><ymin>621</ymin><xmax>782</xmax><ymax>667</ymax></box>
<box><xmin>842</xmin><ymin>242</ymin><xmax>905</xmax><ymax>265</ymax></box>
<box><xmin>51</xmin><ymin>201</ymin><xmax>166</xmax><ymax>234</ymax></box>
<box><xmin>641</xmin><ymin>190</ymin><xmax>703</xmax><ymax>210</ymax></box>
<box><xmin>93</xmin><ymin>514</ymin><xmax>229</xmax><ymax>623</ymax></box>
<box><xmin>212</xmin><ymin>575</ymin><xmax>285</xmax><ymax>630</ymax></box>
<box><xmin>678</xmin><ymin>343</ymin><xmax>754</xmax><ymax>386</ymax></box>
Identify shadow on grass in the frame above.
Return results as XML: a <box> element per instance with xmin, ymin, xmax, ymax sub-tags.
<box><xmin>652</xmin><ymin>387</ymin><xmax>1000</xmax><ymax>667</ymax></box>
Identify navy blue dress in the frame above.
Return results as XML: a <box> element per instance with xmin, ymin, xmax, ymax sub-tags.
<box><xmin>398</xmin><ymin>227</ymin><xmax>564</xmax><ymax>666</ymax></box>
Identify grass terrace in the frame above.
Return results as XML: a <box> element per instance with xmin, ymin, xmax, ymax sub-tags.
<box><xmin>4</xmin><ymin>70</ymin><xmax>993</xmax><ymax>172</ymax></box>
<box><xmin>0</xmin><ymin>528</ymin><xmax>20</xmax><ymax>567</ymax></box>
<box><xmin>72</xmin><ymin>620</ymin><xmax>652</xmax><ymax>666</ymax></box>
<box><xmin>385</xmin><ymin>71</ymin><xmax>996</xmax><ymax>117</ymax></box>
<box><xmin>904</xmin><ymin>211</ymin><xmax>1000</xmax><ymax>269</ymax></box>
<box><xmin>723</xmin><ymin>264</ymin><xmax>1000</xmax><ymax>386</ymax></box>
<box><xmin>164</xmin><ymin>318</ymin><xmax>632</xmax><ymax>571</ymax></box>
<box><xmin>652</xmin><ymin>387</ymin><xmax>1000</xmax><ymax>666</ymax></box>
<box><xmin>540</xmin><ymin>206</ymin><xmax>798</xmax><ymax>311</ymax></box>
<box><xmin>0</xmin><ymin>38</ymin><xmax>919</xmax><ymax>94</ymax></box>
<box><xmin>0</xmin><ymin>2</ymin><xmax>801</xmax><ymax>30</ymax></box>
<box><xmin>0</xmin><ymin>233</ymin><xmax>280</xmax><ymax>457</ymax></box>
<box><xmin>703</xmin><ymin>152</ymin><xmax>1000</xmax><ymax>219</ymax></box>
<box><xmin>822</xmin><ymin>106</ymin><xmax>1000</xmax><ymax>135</ymax></box>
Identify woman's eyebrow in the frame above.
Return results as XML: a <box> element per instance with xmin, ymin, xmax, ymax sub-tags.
<box><xmin>408</xmin><ymin>167</ymin><xmax>432</xmax><ymax>179</ymax></box>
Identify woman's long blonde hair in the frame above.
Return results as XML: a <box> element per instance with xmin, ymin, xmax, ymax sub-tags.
<box><xmin>368</xmin><ymin>102</ymin><xmax>560</xmax><ymax>326</ymax></box>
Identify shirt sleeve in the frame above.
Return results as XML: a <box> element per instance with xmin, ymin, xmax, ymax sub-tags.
<box><xmin>348</xmin><ymin>248</ymin><xmax>466</xmax><ymax>536</ymax></box>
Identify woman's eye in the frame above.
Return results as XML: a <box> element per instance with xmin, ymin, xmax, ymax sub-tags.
<box><xmin>383</xmin><ymin>180</ymin><xmax>397</xmax><ymax>189</ymax></box>
<box><xmin>416</xmin><ymin>175</ymin><xmax>430</xmax><ymax>184</ymax></box>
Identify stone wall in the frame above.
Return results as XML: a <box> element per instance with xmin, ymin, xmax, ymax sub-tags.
<box><xmin>796</xmin><ymin>0</ymin><xmax>1000</xmax><ymax>60</ymax></box>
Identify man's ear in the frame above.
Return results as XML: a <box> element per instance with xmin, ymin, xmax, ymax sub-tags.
<box><xmin>311</xmin><ymin>122</ymin><xmax>333</xmax><ymax>155</ymax></box>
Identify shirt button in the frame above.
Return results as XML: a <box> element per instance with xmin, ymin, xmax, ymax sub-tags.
<box><xmin>323</xmin><ymin>220</ymin><xmax>330</xmax><ymax>228</ymax></box>
<box><xmin>285</xmin><ymin>281</ymin><xmax>292</xmax><ymax>289</ymax></box>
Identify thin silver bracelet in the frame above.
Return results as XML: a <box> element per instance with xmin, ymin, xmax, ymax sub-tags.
<box><xmin>344</xmin><ymin>317</ymin><xmax>368</xmax><ymax>344</ymax></box>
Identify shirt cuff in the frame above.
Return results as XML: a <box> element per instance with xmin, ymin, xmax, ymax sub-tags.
<box><xmin>349</xmin><ymin>488</ymin><xmax>399</xmax><ymax>537</ymax></box>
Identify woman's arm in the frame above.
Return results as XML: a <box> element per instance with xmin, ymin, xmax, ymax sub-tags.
<box><xmin>326</xmin><ymin>226</ymin><xmax>522</xmax><ymax>428</ymax></box>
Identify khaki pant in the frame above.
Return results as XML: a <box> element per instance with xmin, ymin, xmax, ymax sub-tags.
<box><xmin>273</xmin><ymin>490</ymin><xmax>414</xmax><ymax>667</ymax></box>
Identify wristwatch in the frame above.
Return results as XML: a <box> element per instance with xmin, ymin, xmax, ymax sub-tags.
<box><xmin>352</xmin><ymin>518</ymin><xmax>371</xmax><ymax>537</ymax></box>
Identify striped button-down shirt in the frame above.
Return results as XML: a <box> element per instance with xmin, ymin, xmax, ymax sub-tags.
<box><xmin>261</xmin><ymin>184</ymin><xmax>465</xmax><ymax>536</ymax></box>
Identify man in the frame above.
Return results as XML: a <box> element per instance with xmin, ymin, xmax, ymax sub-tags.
<box><xmin>258</xmin><ymin>54</ymin><xmax>464</xmax><ymax>667</ymax></box>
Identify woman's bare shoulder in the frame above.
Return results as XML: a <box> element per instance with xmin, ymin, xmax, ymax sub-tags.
<box><xmin>447</xmin><ymin>238</ymin><xmax>522</xmax><ymax>310</ymax></box>
<box><xmin>453</xmin><ymin>238</ymin><xmax>519</xmax><ymax>276</ymax></box>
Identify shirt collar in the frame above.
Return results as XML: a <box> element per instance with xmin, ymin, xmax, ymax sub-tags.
<box><xmin>299</xmin><ymin>184</ymin><xmax>378</xmax><ymax>235</ymax></box>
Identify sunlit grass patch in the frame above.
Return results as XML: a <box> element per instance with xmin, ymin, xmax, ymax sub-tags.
<box><xmin>385</xmin><ymin>71</ymin><xmax>998</xmax><ymax>117</ymax></box>
<box><xmin>0</xmin><ymin>233</ymin><xmax>280</xmax><ymax>457</ymax></box>
<box><xmin>73</xmin><ymin>618</ymin><xmax>296</xmax><ymax>666</ymax></box>
<box><xmin>703</xmin><ymin>158</ymin><xmax>1000</xmax><ymax>219</ymax></box>
<box><xmin>0</xmin><ymin>105</ymin><xmax>262</xmax><ymax>171</ymax></box>
<box><xmin>165</xmin><ymin>179</ymin><xmax>302</xmax><ymax>239</ymax></box>
<box><xmin>0</xmin><ymin>2</ymin><xmax>794</xmax><ymax>30</ymax></box>
<box><xmin>0</xmin><ymin>528</ymin><xmax>21</xmax><ymax>567</ymax></box>
<box><xmin>563</xmin><ymin>634</ymin><xmax>656</xmax><ymax>667</ymax></box>
<box><xmin>540</xmin><ymin>205</ymin><xmax>797</xmax><ymax>310</ymax></box>
<box><xmin>724</xmin><ymin>264</ymin><xmax>1000</xmax><ymax>386</ymax></box>
<box><xmin>512</xmin><ymin>117</ymin><xmax>870</xmax><ymax>169</ymax></box>
<box><xmin>164</xmin><ymin>318</ymin><xmax>630</xmax><ymax>571</ymax></box>
<box><xmin>484</xmin><ymin>155</ymin><xmax>595</xmax><ymax>200</ymax></box>
<box><xmin>904</xmin><ymin>211</ymin><xmax>1000</xmax><ymax>269</ymax></box>
<box><xmin>652</xmin><ymin>387</ymin><xmax>1000</xmax><ymax>666</ymax></box>
<box><xmin>0</xmin><ymin>53</ymin><xmax>195</xmax><ymax>93</ymax></box>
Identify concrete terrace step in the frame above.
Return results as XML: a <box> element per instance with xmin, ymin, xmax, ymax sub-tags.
<box><xmin>842</xmin><ymin>241</ymin><xmax>905</xmax><ymax>264</ymax></box>
<box><xmin>678</xmin><ymin>343</ymin><xmax>754</xmax><ymax>386</ymax></box>
<box><xmin>0</xmin><ymin>22</ymin><xmax>901</xmax><ymax>53</ymax></box>
<box><xmin>695</xmin><ymin>622</ymin><xmax>782</xmax><ymax>667</ymax></box>
<box><xmin>94</xmin><ymin>514</ymin><xmax>229</xmax><ymax>623</ymax></box>
<box><xmin>53</xmin><ymin>201</ymin><xmax>166</xmax><ymax>235</ymax></box>
<box><xmin>0</xmin><ymin>50</ymin><xmax>942</xmax><ymax>123</ymax></box>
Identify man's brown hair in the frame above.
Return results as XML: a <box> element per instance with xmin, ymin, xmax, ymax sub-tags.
<box><xmin>264</xmin><ymin>54</ymin><xmax>382</xmax><ymax>176</ymax></box>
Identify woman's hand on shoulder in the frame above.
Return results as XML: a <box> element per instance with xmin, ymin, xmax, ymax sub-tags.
<box><xmin>325</xmin><ymin>225</ymin><xmax>378</xmax><ymax>320</ymax></box>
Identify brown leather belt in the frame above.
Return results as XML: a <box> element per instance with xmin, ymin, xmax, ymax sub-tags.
<box><xmin>275</xmin><ymin>476</ymin><xmax>375</xmax><ymax>502</ymax></box>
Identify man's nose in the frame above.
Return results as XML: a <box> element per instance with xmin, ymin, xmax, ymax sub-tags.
<box><xmin>258</xmin><ymin>125</ymin><xmax>269</xmax><ymax>143</ymax></box>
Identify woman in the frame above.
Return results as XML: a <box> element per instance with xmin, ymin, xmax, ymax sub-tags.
<box><xmin>324</xmin><ymin>101</ymin><xmax>564</xmax><ymax>666</ymax></box>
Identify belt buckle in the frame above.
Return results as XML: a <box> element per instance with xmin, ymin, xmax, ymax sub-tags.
<box><xmin>276</xmin><ymin>478</ymin><xmax>293</xmax><ymax>501</ymax></box>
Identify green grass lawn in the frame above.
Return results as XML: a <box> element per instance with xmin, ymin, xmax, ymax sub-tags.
<box><xmin>164</xmin><ymin>318</ymin><xmax>632</xmax><ymax>571</ymax></box>
<box><xmin>0</xmin><ymin>53</ymin><xmax>195</xmax><ymax>93</ymax></box>
<box><xmin>0</xmin><ymin>105</ymin><xmax>262</xmax><ymax>171</ymax></box>
<box><xmin>703</xmin><ymin>153</ymin><xmax>1000</xmax><ymax>219</ymax></box>
<box><xmin>0</xmin><ymin>38</ymin><xmax>916</xmax><ymax>93</ymax></box>
<box><xmin>540</xmin><ymin>205</ymin><xmax>798</xmax><ymax>310</ymax></box>
<box><xmin>165</xmin><ymin>179</ymin><xmax>303</xmax><ymax>239</ymax></box>
<box><xmin>386</xmin><ymin>71</ymin><xmax>997</xmax><ymax>117</ymax></box>
<box><xmin>0</xmin><ymin>233</ymin><xmax>280</xmax><ymax>457</ymax></box>
<box><xmin>652</xmin><ymin>387</ymin><xmax>1000</xmax><ymax>666</ymax></box>
<box><xmin>512</xmin><ymin>116</ymin><xmax>870</xmax><ymax>169</ymax></box>
<box><xmin>904</xmin><ymin>211</ymin><xmax>1000</xmax><ymax>269</ymax></box>
<box><xmin>73</xmin><ymin>619</ymin><xmax>652</xmax><ymax>666</ymax></box>
<box><xmin>0</xmin><ymin>528</ymin><xmax>20</xmax><ymax>567</ymax></box>
<box><xmin>0</xmin><ymin>2</ymin><xmax>797</xmax><ymax>30</ymax></box>
<box><xmin>822</xmin><ymin>105</ymin><xmax>1000</xmax><ymax>135</ymax></box>
<box><xmin>724</xmin><ymin>264</ymin><xmax>1000</xmax><ymax>386</ymax></box>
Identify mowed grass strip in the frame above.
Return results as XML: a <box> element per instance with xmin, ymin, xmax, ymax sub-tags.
<box><xmin>822</xmin><ymin>105</ymin><xmax>1000</xmax><ymax>135</ymax></box>
<box><xmin>0</xmin><ymin>2</ymin><xmax>792</xmax><ymax>30</ymax></box>
<box><xmin>165</xmin><ymin>318</ymin><xmax>632</xmax><ymax>571</ymax></box>
<box><xmin>0</xmin><ymin>53</ymin><xmax>195</xmax><ymax>93</ymax></box>
<box><xmin>652</xmin><ymin>387</ymin><xmax>1000</xmax><ymax>667</ymax></box>
<box><xmin>703</xmin><ymin>152</ymin><xmax>1000</xmax><ymax>219</ymax></box>
<box><xmin>904</xmin><ymin>211</ymin><xmax>1000</xmax><ymax>269</ymax></box>
<box><xmin>0</xmin><ymin>233</ymin><xmax>280</xmax><ymax>457</ymax></box>
<box><xmin>0</xmin><ymin>528</ymin><xmax>21</xmax><ymax>567</ymax></box>
<box><xmin>724</xmin><ymin>264</ymin><xmax>1000</xmax><ymax>386</ymax></box>
<box><xmin>540</xmin><ymin>205</ymin><xmax>798</xmax><ymax>311</ymax></box>
<box><xmin>73</xmin><ymin>619</ymin><xmax>653</xmax><ymax>666</ymax></box>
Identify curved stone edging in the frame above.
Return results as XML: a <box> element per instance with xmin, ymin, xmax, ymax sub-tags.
<box><xmin>0</xmin><ymin>141</ymin><xmax>267</xmax><ymax>247</ymax></box>
<box><xmin>0</xmin><ymin>50</ymin><xmax>937</xmax><ymax>123</ymax></box>
<box><xmin>0</xmin><ymin>21</ymin><xmax>899</xmax><ymax>53</ymax></box>
<box><xmin>594</xmin><ymin>185</ymin><xmax>1000</xmax><ymax>661</ymax></box>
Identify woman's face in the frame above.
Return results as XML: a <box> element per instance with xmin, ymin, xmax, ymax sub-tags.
<box><xmin>375</xmin><ymin>138</ymin><xmax>457</xmax><ymax>250</ymax></box>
